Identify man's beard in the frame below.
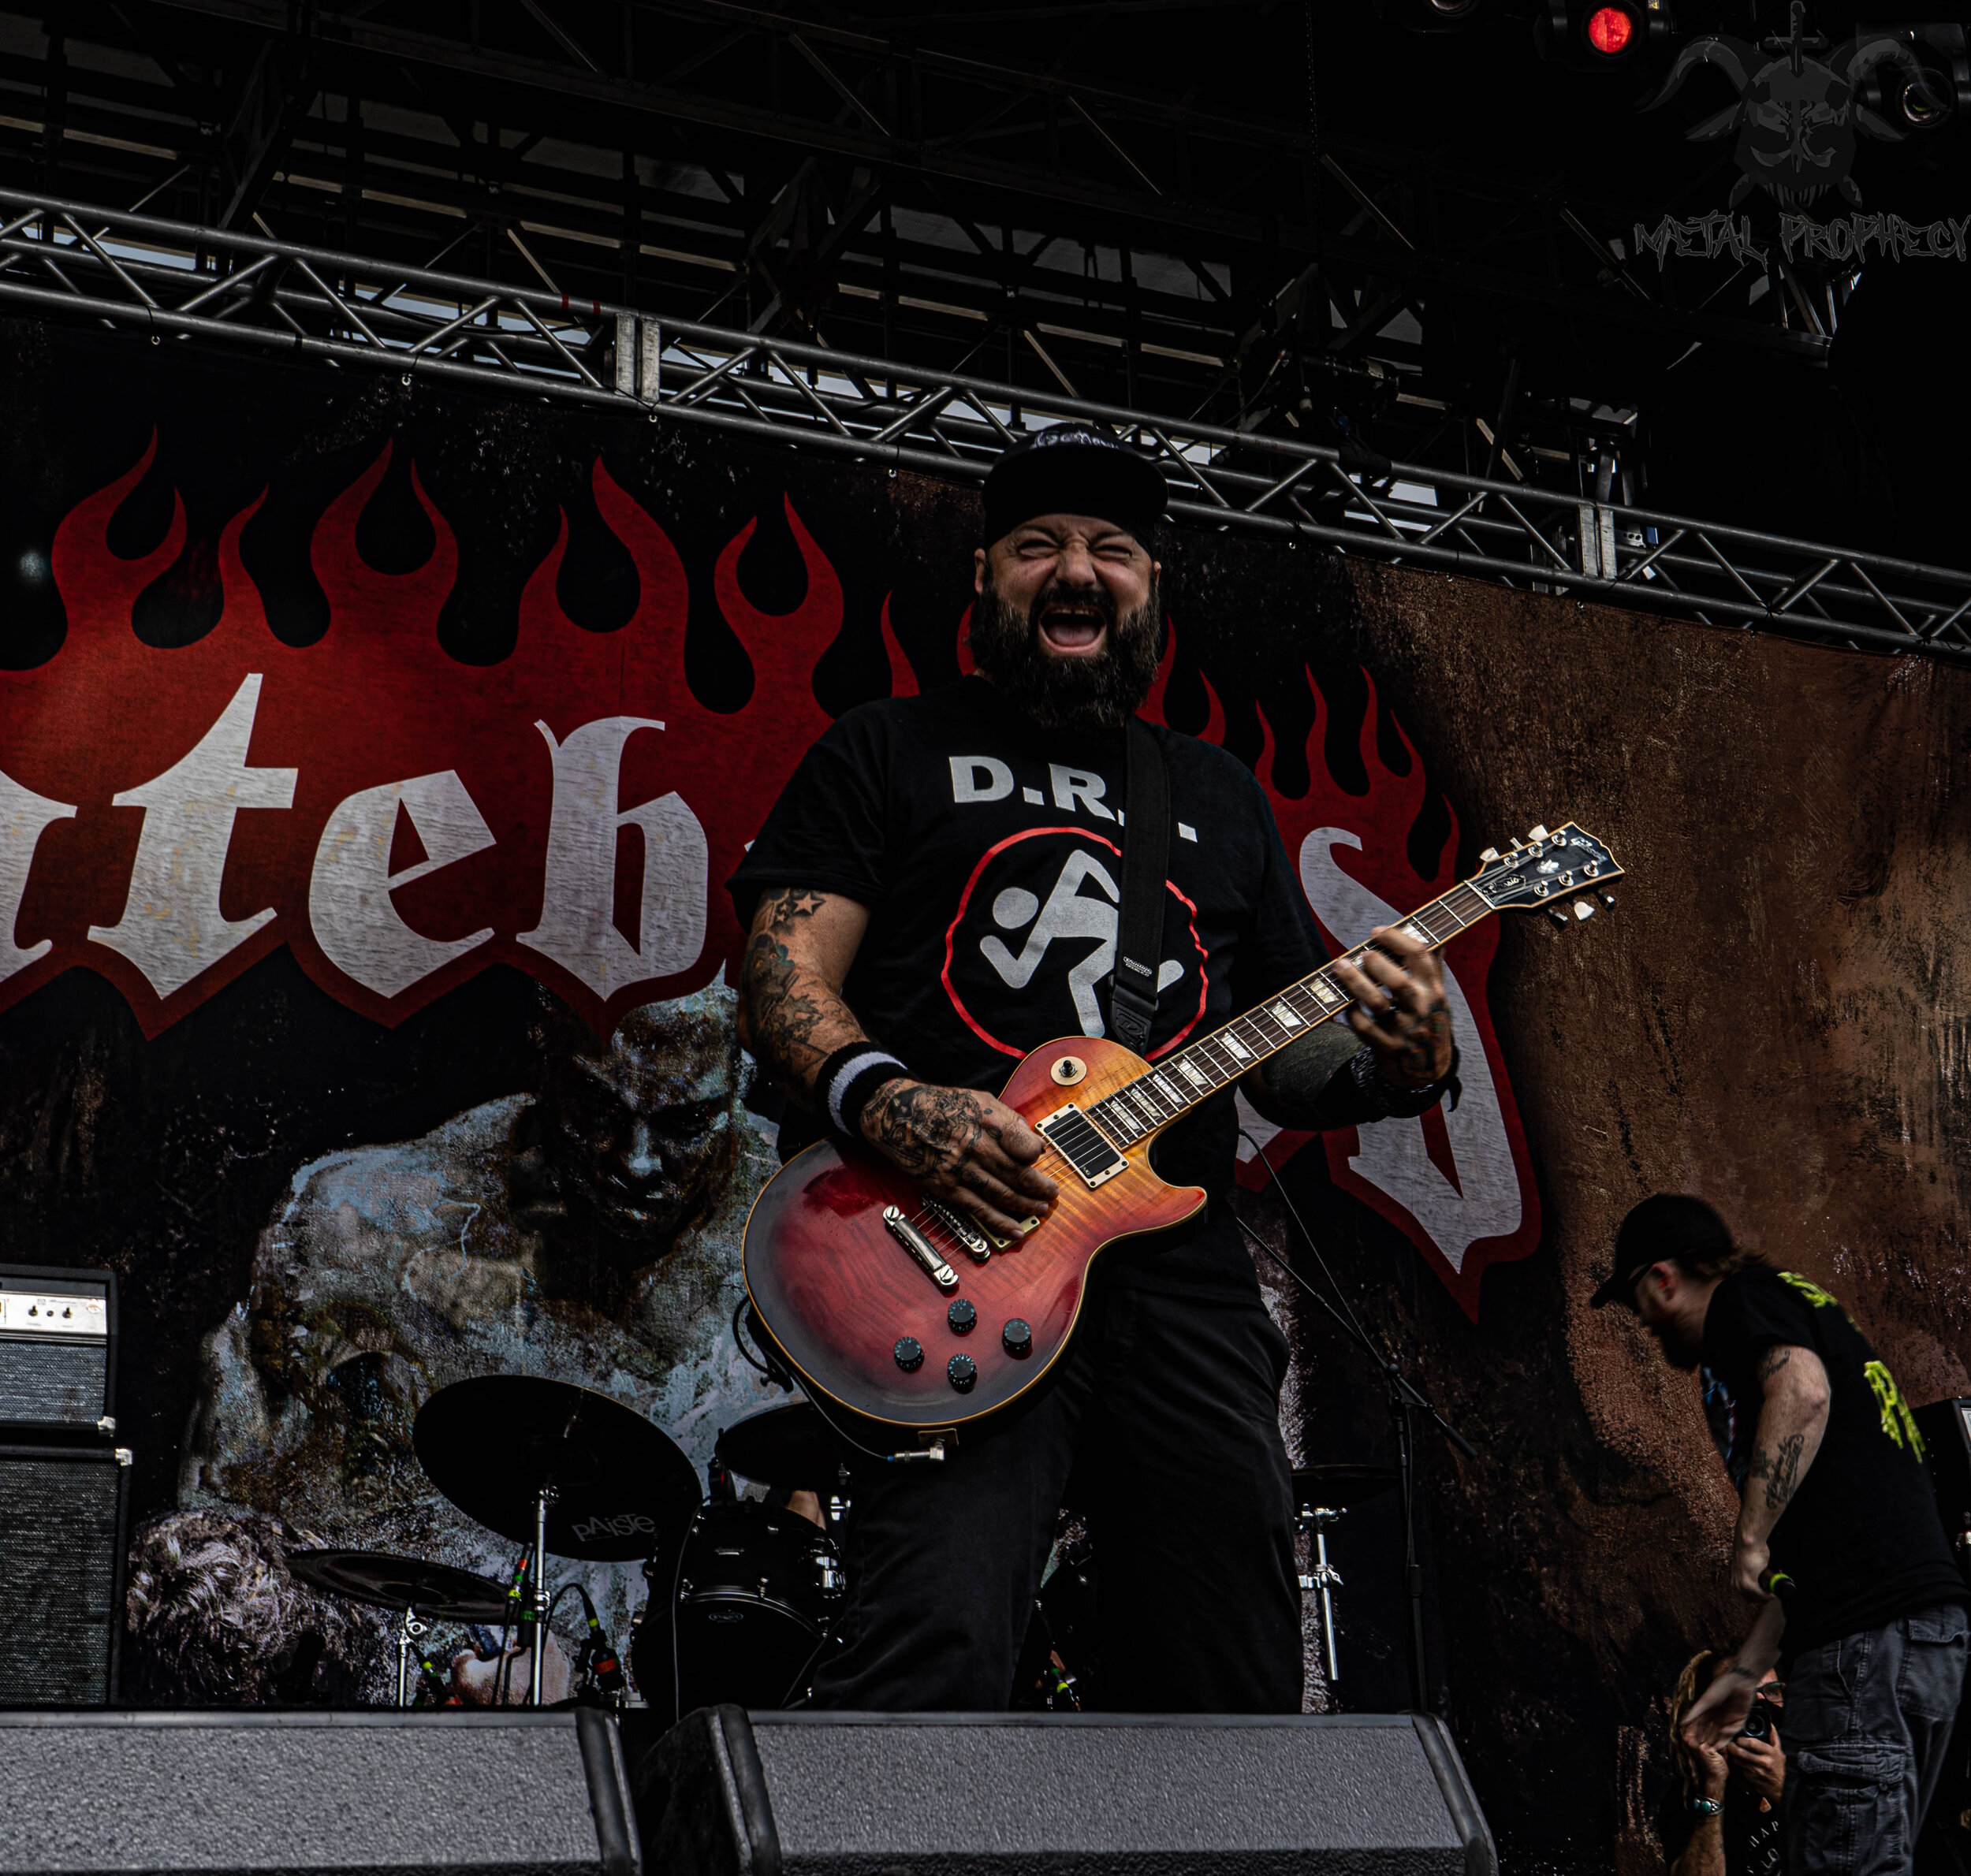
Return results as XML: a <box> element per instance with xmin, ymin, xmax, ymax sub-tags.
<box><xmin>1650</xmin><ymin>1320</ymin><xmax>1704</xmax><ymax>1372</ymax></box>
<box><xmin>970</xmin><ymin>569</ymin><xmax>1162</xmax><ymax>731</ymax></box>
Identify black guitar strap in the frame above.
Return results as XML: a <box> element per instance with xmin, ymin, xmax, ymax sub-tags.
<box><xmin>1108</xmin><ymin>716</ymin><xmax>1170</xmax><ymax>1055</ymax></box>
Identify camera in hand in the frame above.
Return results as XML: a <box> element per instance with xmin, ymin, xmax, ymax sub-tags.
<box><xmin>1738</xmin><ymin>1694</ymin><xmax>1775</xmax><ymax>1741</ymax></box>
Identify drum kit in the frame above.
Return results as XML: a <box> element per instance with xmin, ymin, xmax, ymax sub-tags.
<box><xmin>289</xmin><ymin>1375</ymin><xmax>852</xmax><ymax>1715</ymax></box>
<box><xmin>289</xmin><ymin>1372</ymin><xmax>1399</xmax><ymax>1714</ymax></box>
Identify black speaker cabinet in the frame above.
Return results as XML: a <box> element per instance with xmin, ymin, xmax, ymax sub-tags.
<box><xmin>635</xmin><ymin>1707</ymin><xmax>1497</xmax><ymax>1876</ymax></box>
<box><xmin>0</xmin><ymin>1441</ymin><xmax>130</xmax><ymax>1705</ymax></box>
<box><xmin>0</xmin><ymin>1709</ymin><xmax>642</xmax><ymax>1876</ymax></box>
<box><xmin>0</xmin><ymin>1264</ymin><xmax>117</xmax><ymax>1435</ymax></box>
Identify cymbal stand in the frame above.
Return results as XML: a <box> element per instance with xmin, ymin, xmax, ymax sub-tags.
<box><xmin>1235</xmin><ymin>1137</ymin><xmax>1477</xmax><ymax>1716</ymax></box>
<box><xmin>394</xmin><ymin>1605</ymin><xmax>428</xmax><ymax>1710</ymax></box>
<box><xmin>529</xmin><ymin>1483</ymin><xmax>557</xmax><ymax>1707</ymax></box>
<box><xmin>1295</xmin><ymin>1506</ymin><xmax>1346</xmax><ymax>1689</ymax></box>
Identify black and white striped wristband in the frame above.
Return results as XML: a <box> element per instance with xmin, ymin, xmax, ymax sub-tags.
<box><xmin>818</xmin><ymin>1044</ymin><xmax>911</xmax><ymax>1137</ymax></box>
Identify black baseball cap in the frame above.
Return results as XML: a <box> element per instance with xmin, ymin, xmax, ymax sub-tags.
<box><xmin>1590</xmin><ymin>1193</ymin><xmax>1735</xmax><ymax>1308</ymax></box>
<box><xmin>981</xmin><ymin>423</ymin><xmax>1168</xmax><ymax>549</ymax></box>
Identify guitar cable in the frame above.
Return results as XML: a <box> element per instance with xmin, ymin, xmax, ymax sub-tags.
<box><xmin>1235</xmin><ymin>1129</ymin><xmax>1477</xmax><ymax>1461</ymax></box>
<box><xmin>1238</xmin><ymin>1128</ymin><xmax>1380</xmax><ymax>1354</ymax></box>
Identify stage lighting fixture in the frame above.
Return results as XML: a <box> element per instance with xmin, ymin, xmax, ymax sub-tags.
<box><xmin>1856</xmin><ymin>23</ymin><xmax>1969</xmax><ymax>130</ymax></box>
<box><xmin>1537</xmin><ymin>0</ymin><xmax>1673</xmax><ymax>67</ymax></box>
<box><xmin>1588</xmin><ymin>6</ymin><xmax>1635</xmax><ymax>51</ymax></box>
<box><xmin>1374</xmin><ymin>0</ymin><xmax>1488</xmax><ymax>35</ymax></box>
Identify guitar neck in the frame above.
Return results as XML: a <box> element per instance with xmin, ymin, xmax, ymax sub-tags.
<box><xmin>1082</xmin><ymin>877</ymin><xmax>1496</xmax><ymax>1149</ymax></box>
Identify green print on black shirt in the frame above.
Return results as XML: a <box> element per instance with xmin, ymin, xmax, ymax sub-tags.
<box><xmin>1699</xmin><ymin>1265</ymin><xmax>1965</xmax><ymax>1654</ymax></box>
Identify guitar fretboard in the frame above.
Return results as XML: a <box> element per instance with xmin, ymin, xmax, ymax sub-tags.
<box><xmin>1083</xmin><ymin>877</ymin><xmax>1493</xmax><ymax>1149</ymax></box>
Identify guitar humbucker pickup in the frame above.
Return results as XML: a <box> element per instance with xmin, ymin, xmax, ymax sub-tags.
<box><xmin>1037</xmin><ymin>1104</ymin><xmax>1127</xmax><ymax>1189</ymax></box>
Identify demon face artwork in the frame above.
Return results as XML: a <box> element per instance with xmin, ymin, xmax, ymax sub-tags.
<box><xmin>1645</xmin><ymin>1</ymin><xmax>1927</xmax><ymax>209</ymax></box>
<box><xmin>179</xmin><ymin>985</ymin><xmax>781</xmax><ymax>1684</ymax></box>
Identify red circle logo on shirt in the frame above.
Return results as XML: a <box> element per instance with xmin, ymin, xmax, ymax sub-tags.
<box><xmin>939</xmin><ymin>825</ymin><xmax>1209</xmax><ymax>1059</ymax></box>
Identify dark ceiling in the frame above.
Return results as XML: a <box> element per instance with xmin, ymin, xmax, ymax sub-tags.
<box><xmin>0</xmin><ymin>0</ymin><xmax>1964</xmax><ymax>560</ymax></box>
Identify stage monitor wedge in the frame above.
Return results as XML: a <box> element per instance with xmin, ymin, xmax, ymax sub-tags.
<box><xmin>0</xmin><ymin>1709</ymin><xmax>643</xmax><ymax>1876</ymax></box>
<box><xmin>636</xmin><ymin>1707</ymin><xmax>1497</xmax><ymax>1876</ymax></box>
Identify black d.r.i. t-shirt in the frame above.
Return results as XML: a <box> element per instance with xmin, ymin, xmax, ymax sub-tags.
<box><xmin>1701</xmin><ymin>1265</ymin><xmax>1968</xmax><ymax>1655</ymax></box>
<box><xmin>728</xmin><ymin>676</ymin><xmax>1328</xmax><ymax>1297</ymax></box>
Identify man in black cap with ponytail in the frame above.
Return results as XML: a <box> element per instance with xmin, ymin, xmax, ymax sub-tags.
<box><xmin>729</xmin><ymin>426</ymin><xmax>1460</xmax><ymax>1711</ymax></box>
<box><xmin>1597</xmin><ymin>1194</ymin><xmax>1968</xmax><ymax>1876</ymax></box>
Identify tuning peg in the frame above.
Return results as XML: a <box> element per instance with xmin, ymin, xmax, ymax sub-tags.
<box><xmin>1529</xmin><ymin>824</ymin><xmax>1551</xmax><ymax>843</ymax></box>
<box><xmin>1547</xmin><ymin>907</ymin><xmax>1570</xmax><ymax>928</ymax></box>
<box><xmin>1479</xmin><ymin>846</ymin><xmax>1500</xmax><ymax>863</ymax></box>
<box><xmin>1508</xmin><ymin>836</ymin><xmax>1525</xmax><ymax>851</ymax></box>
<box><xmin>1598</xmin><ymin>891</ymin><xmax>1616</xmax><ymax>910</ymax></box>
<box><xmin>1572</xmin><ymin>898</ymin><xmax>1595</xmax><ymax>921</ymax></box>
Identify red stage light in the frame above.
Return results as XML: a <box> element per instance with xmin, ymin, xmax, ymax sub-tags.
<box><xmin>1586</xmin><ymin>5</ymin><xmax>1635</xmax><ymax>52</ymax></box>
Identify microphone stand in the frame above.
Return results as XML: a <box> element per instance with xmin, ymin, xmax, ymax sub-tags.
<box><xmin>1236</xmin><ymin>1133</ymin><xmax>1477</xmax><ymax>1715</ymax></box>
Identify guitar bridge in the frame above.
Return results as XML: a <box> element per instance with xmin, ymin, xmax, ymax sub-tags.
<box><xmin>1037</xmin><ymin>1104</ymin><xmax>1127</xmax><ymax>1189</ymax></box>
<box><xmin>922</xmin><ymin>1197</ymin><xmax>992</xmax><ymax>1263</ymax></box>
<box><xmin>882</xmin><ymin>1206</ymin><xmax>959</xmax><ymax>1290</ymax></box>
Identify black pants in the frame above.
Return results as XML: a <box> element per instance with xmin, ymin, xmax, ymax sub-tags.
<box><xmin>810</xmin><ymin>1282</ymin><xmax>1303</xmax><ymax>1713</ymax></box>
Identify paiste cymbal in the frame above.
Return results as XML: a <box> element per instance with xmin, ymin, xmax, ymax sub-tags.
<box><xmin>413</xmin><ymin>1375</ymin><xmax>701</xmax><ymax>1562</ymax></box>
<box><xmin>287</xmin><ymin>1549</ymin><xmax>511</xmax><ymax>1621</ymax></box>
<box><xmin>716</xmin><ymin>1403</ymin><xmax>848</xmax><ymax>1491</ymax></box>
<box><xmin>1291</xmin><ymin>1463</ymin><xmax>1400</xmax><ymax>1510</ymax></box>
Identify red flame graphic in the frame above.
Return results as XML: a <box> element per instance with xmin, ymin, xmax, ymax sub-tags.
<box><xmin>5</xmin><ymin>441</ymin><xmax>843</xmax><ymax>1037</ymax></box>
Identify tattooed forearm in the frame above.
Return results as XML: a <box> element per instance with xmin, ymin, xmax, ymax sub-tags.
<box><xmin>1748</xmin><ymin>1432</ymin><xmax>1805</xmax><ymax>1515</ymax></box>
<box><xmin>736</xmin><ymin>887</ymin><xmax>874</xmax><ymax>1107</ymax></box>
<box><xmin>1755</xmin><ymin>1347</ymin><xmax>1791</xmax><ymax>1383</ymax></box>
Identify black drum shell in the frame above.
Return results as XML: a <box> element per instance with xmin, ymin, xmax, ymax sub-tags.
<box><xmin>632</xmin><ymin>1500</ymin><xmax>837</xmax><ymax>1721</ymax></box>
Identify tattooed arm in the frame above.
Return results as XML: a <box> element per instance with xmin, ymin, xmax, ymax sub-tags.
<box><xmin>737</xmin><ymin>886</ymin><xmax>1057</xmax><ymax>1238</ymax></box>
<box><xmin>1731</xmin><ymin>1342</ymin><xmax>1831</xmax><ymax>1600</ymax></box>
<box><xmin>1243</xmin><ymin>924</ymin><xmax>1456</xmax><ymax>1128</ymax></box>
<box><xmin>1683</xmin><ymin>1599</ymin><xmax>1788</xmax><ymax>1750</ymax></box>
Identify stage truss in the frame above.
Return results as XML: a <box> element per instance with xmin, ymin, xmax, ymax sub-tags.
<box><xmin>1</xmin><ymin>188</ymin><xmax>1964</xmax><ymax>666</ymax></box>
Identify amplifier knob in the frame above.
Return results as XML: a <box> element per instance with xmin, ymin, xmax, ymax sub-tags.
<box><xmin>1003</xmin><ymin>1319</ymin><xmax>1033</xmax><ymax>1358</ymax></box>
<box><xmin>894</xmin><ymin>1336</ymin><xmax>924</xmax><ymax>1372</ymax></box>
<box><xmin>948</xmin><ymin>1299</ymin><xmax>977</xmax><ymax>1335</ymax></box>
<box><xmin>947</xmin><ymin>1353</ymin><xmax>977</xmax><ymax>1392</ymax></box>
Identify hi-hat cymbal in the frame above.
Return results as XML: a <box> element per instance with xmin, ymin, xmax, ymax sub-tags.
<box><xmin>1291</xmin><ymin>1463</ymin><xmax>1399</xmax><ymax>1510</ymax></box>
<box><xmin>288</xmin><ymin>1550</ymin><xmax>511</xmax><ymax>1621</ymax></box>
<box><xmin>716</xmin><ymin>1403</ymin><xmax>848</xmax><ymax>1490</ymax></box>
<box><xmin>413</xmin><ymin>1375</ymin><xmax>701</xmax><ymax>1562</ymax></box>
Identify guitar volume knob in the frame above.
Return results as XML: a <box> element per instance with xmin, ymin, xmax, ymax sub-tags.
<box><xmin>948</xmin><ymin>1299</ymin><xmax>977</xmax><ymax>1334</ymax></box>
<box><xmin>947</xmin><ymin>1353</ymin><xmax>977</xmax><ymax>1392</ymax></box>
<box><xmin>1002</xmin><ymin>1319</ymin><xmax>1033</xmax><ymax>1358</ymax></box>
<box><xmin>894</xmin><ymin>1336</ymin><xmax>924</xmax><ymax>1372</ymax></box>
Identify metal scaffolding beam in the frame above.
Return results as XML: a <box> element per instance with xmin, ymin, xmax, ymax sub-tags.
<box><xmin>0</xmin><ymin>188</ymin><xmax>1963</xmax><ymax>665</ymax></box>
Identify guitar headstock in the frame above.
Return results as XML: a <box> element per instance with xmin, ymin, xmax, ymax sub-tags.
<box><xmin>1469</xmin><ymin>822</ymin><xmax>1624</xmax><ymax>926</ymax></box>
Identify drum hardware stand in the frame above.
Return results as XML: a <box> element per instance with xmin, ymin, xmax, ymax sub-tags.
<box><xmin>394</xmin><ymin>1606</ymin><xmax>429</xmax><ymax>1709</ymax></box>
<box><xmin>528</xmin><ymin>1483</ymin><xmax>557</xmax><ymax>1707</ymax></box>
<box><xmin>1235</xmin><ymin>1135</ymin><xmax>1477</xmax><ymax>1715</ymax></box>
<box><xmin>1295</xmin><ymin>1507</ymin><xmax>1347</xmax><ymax>1688</ymax></box>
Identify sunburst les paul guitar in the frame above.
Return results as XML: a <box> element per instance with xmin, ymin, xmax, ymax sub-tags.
<box><xmin>743</xmin><ymin>821</ymin><xmax>1623</xmax><ymax>1450</ymax></box>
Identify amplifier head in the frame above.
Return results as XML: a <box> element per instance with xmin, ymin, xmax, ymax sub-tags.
<box><xmin>0</xmin><ymin>1264</ymin><xmax>117</xmax><ymax>1433</ymax></box>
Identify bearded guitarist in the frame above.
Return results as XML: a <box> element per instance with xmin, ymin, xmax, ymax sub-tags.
<box><xmin>728</xmin><ymin>425</ymin><xmax>1458</xmax><ymax>1713</ymax></box>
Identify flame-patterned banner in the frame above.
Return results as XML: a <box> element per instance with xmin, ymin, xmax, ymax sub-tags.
<box><xmin>0</xmin><ymin>426</ymin><xmax>1537</xmax><ymax>1316</ymax></box>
